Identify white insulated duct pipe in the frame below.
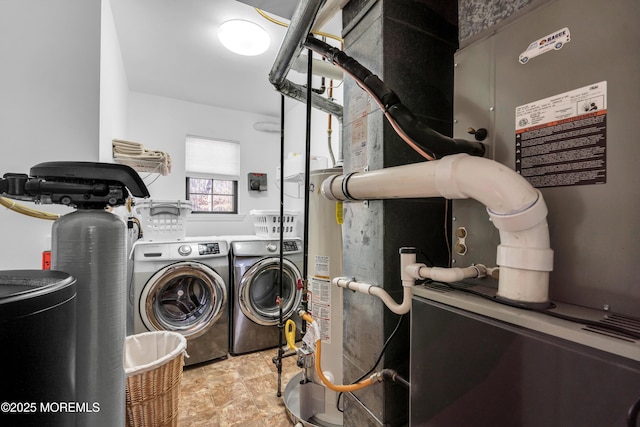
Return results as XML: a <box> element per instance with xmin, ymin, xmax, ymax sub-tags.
<box><xmin>322</xmin><ymin>154</ymin><xmax>554</xmax><ymax>305</ymax></box>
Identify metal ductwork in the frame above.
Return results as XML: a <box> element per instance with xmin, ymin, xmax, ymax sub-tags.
<box><xmin>267</xmin><ymin>0</ymin><xmax>344</xmax><ymax>121</ymax></box>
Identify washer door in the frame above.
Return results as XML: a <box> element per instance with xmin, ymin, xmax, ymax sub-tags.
<box><xmin>140</xmin><ymin>261</ymin><xmax>226</xmax><ymax>338</ymax></box>
<box><xmin>239</xmin><ymin>257</ymin><xmax>302</xmax><ymax>326</ymax></box>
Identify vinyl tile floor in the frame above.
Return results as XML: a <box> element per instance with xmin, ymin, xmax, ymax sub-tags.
<box><xmin>178</xmin><ymin>347</ymin><xmax>300</xmax><ymax>427</ymax></box>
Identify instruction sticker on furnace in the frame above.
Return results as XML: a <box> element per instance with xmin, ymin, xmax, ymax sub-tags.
<box><xmin>515</xmin><ymin>81</ymin><xmax>607</xmax><ymax>188</ymax></box>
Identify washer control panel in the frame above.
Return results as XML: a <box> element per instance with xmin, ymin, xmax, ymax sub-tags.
<box><xmin>283</xmin><ymin>240</ymin><xmax>299</xmax><ymax>252</ymax></box>
<box><xmin>198</xmin><ymin>242</ymin><xmax>220</xmax><ymax>255</ymax></box>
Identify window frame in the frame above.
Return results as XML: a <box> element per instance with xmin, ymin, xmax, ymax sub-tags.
<box><xmin>185</xmin><ymin>176</ymin><xmax>238</xmax><ymax>214</ymax></box>
<box><xmin>184</xmin><ymin>135</ymin><xmax>240</xmax><ymax>214</ymax></box>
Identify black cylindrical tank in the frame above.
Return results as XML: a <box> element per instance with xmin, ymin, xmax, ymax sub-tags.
<box><xmin>0</xmin><ymin>270</ymin><xmax>76</xmax><ymax>426</ymax></box>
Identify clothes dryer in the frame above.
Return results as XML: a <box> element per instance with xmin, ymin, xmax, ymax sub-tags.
<box><xmin>132</xmin><ymin>238</ymin><xmax>229</xmax><ymax>365</ymax></box>
<box><xmin>229</xmin><ymin>238</ymin><xmax>303</xmax><ymax>355</ymax></box>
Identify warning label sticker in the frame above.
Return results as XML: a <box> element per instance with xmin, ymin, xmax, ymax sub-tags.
<box><xmin>310</xmin><ymin>278</ymin><xmax>331</xmax><ymax>343</ymax></box>
<box><xmin>515</xmin><ymin>81</ymin><xmax>607</xmax><ymax>188</ymax></box>
<box><xmin>314</xmin><ymin>255</ymin><xmax>330</xmax><ymax>280</ymax></box>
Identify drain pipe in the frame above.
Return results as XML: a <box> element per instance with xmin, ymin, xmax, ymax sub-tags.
<box><xmin>268</xmin><ymin>0</ymin><xmax>343</xmax><ymax>121</ymax></box>
<box><xmin>321</xmin><ymin>154</ymin><xmax>554</xmax><ymax>306</ymax></box>
<box><xmin>333</xmin><ymin>248</ymin><xmax>489</xmax><ymax>314</ymax></box>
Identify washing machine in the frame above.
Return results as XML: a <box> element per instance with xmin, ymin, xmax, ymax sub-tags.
<box><xmin>229</xmin><ymin>238</ymin><xmax>304</xmax><ymax>355</ymax></box>
<box><xmin>132</xmin><ymin>237</ymin><xmax>229</xmax><ymax>366</ymax></box>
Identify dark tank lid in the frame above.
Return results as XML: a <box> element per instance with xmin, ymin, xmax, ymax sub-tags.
<box><xmin>0</xmin><ymin>270</ymin><xmax>76</xmax><ymax>321</ymax></box>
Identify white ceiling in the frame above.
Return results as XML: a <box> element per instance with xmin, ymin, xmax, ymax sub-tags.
<box><xmin>109</xmin><ymin>0</ymin><xmax>339</xmax><ymax>118</ymax></box>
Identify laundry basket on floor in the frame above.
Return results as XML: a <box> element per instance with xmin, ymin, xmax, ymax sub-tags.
<box><xmin>124</xmin><ymin>331</ymin><xmax>187</xmax><ymax>427</ymax></box>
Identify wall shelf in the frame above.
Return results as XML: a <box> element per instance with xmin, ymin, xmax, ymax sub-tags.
<box><xmin>275</xmin><ymin>173</ymin><xmax>305</xmax><ymax>198</ymax></box>
<box><xmin>113</xmin><ymin>157</ymin><xmax>168</xmax><ymax>175</ymax></box>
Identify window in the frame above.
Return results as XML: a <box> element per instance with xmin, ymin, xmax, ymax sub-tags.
<box><xmin>186</xmin><ymin>177</ymin><xmax>237</xmax><ymax>213</ymax></box>
<box><xmin>185</xmin><ymin>136</ymin><xmax>239</xmax><ymax>213</ymax></box>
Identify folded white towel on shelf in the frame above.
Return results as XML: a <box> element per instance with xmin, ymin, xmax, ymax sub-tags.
<box><xmin>113</xmin><ymin>139</ymin><xmax>145</xmax><ymax>155</ymax></box>
<box><xmin>112</xmin><ymin>139</ymin><xmax>172</xmax><ymax>175</ymax></box>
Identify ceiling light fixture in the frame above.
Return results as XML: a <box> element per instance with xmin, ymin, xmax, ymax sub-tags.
<box><xmin>218</xmin><ymin>19</ymin><xmax>270</xmax><ymax>56</ymax></box>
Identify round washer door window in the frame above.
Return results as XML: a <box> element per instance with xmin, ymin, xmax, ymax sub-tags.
<box><xmin>239</xmin><ymin>257</ymin><xmax>302</xmax><ymax>326</ymax></box>
<box><xmin>140</xmin><ymin>261</ymin><xmax>226</xmax><ymax>338</ymax></box>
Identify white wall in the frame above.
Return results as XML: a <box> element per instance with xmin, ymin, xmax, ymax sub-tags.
<box><xmin>100</xmin><ymin>0</ymin><xmax>129</xmax><ymax>163</ymax></box>
<box><xmin>0</xmin><ymin>0</ymin><xmax>102</xmax><ymax>269</ymax></box>
<box><xmin>123</xmin><ymin>81</ymin><xmax>342</xmax><ymax>238</ymax></box>
<box><xmin>0</xmin><ymin>0</ymin><xmax>344</xmax><ymax>270</ymax></box>
<box><xmin>282</xmin><ymin>78</ymin><xmax>344</xmax><ymax>217</ymax></box>
<box><xmin>125</xmin><ymin>92</ymin><xmax>287</xmax><ymax>236</ymax></box>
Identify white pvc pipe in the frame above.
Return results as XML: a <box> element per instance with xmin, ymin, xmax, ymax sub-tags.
<box><xmin>405</xmin><ymin>264</ymin><xmax>487</xmax><ymax>283</ymax></box>
<box><xmin>313</xmin><ymin>0</ymin><xmax>349</xmax><ymax>32</ymax></box>
<box><xmin>291</xmin><ymin>56</ymin><xmax>344</xmax><ymax>81</ymax></box>
<box><xmin>334</xmin><ymin>251</ymin><xmax>490</xmax><ymax>313</ymax></box>
<box><xmin>333</xmin><ymin>248</ymin><xmax>418</xmax><ymax>315</ymax></box>
<box><xmin>322</xmin><ymin>154</ymin><xmax>537</xmax><ymax>215</ymax></box>
<box><xmin>322</xmin><ymin>154</ymin><xmax>554</xmax><ymax>305</ymax></box>
<box><xmin>334</xmin><ymin>277</ymin><xmax>413</xmax><ymax>315</ymax></box>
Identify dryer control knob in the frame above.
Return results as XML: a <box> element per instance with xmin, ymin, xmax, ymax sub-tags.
<box><xmin>178</xmin><ymin>245</ymin><xmax>192</xmax><ymax>256</ymax></box>
<box><xmin>267</xmin><ymin>243</ymin><xmax>277</xmax><ymax>252</ymax></box>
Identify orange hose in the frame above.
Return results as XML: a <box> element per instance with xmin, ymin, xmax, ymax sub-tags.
<box><xmin>301</xmin><ymin>312</ymin><xmax>314</xmax><ymax>323</ymax></box>
<box><xmin>315</xmin><ymin>338</ymin><xmax>377</xmax><ymax>392</ymax></box>
<box><xmin>302</xmin><ymin>312</ymin><xmax>379</xmax><ymax>393</ymax></box>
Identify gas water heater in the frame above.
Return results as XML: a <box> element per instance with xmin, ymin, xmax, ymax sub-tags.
<box><xmin>285</xmin><ymin>167</ymin><xmax>344</xmax><ymax>427</ymax></box>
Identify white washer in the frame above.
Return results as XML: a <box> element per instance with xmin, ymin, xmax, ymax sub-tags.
<box><xmin>131</xmin><ymin>238</ymin><xmax>229</xmax><ymax>365</ymax></box>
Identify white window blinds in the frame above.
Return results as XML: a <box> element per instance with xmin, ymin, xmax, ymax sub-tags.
<box><xmin>185</xmin><ymin>136</ymin><xmax>239</xmax><ymax>177</ymax></box>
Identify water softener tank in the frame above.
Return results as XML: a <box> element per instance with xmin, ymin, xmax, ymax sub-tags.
<box><xmin>0</xmin><ymin>270</ymin><xmax>76</xmax><ymax>426</ymax></box>
<box><xmin>52</xmin><ymin>209</ymin><xmax>127</xmax><ymax>426</ymax></box>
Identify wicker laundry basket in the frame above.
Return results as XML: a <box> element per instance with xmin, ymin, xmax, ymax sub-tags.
<box><xmin>124</xmin><ymin>331</ymin><xmax>187</xmax><ymax>427</ymax></box>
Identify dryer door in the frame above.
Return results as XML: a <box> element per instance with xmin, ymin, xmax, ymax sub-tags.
<box><xmin>140</xmin><ymin>261</ymin><xmax>226</xmax><ymax>338</ymax></box>
<box><xmin>238</xmin><ymin>257</ymin><xmax>302</xmax><ymax>326</ymax></box>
